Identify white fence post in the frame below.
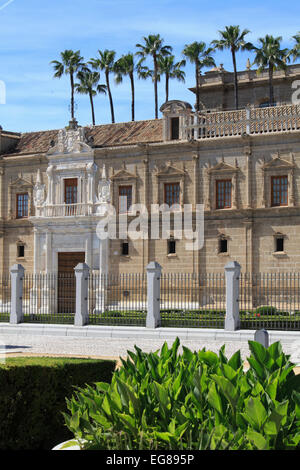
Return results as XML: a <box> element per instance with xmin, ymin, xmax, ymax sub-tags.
<box><xmin>146</xmin><ymin>262</ymin><xmax>162</xmax><ymax>328</ymax></box>
<box><xmin>224</xmin><ymin>261</ymin><xmax>241</xmax><ymax>331</ymax></box>
<box><xmin>10</xmin><ymin>264</ymin><xmax>24</xmax><ymax>324</ymax></box>
<box><xmin>74</xmin><ymin>263</ymin><xmax>90</xmax><ymax>326</ymax></box>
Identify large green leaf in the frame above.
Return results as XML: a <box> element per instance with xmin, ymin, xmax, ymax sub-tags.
<box><xmin>212</xmin><ymin>375</ymin><xmax>239</xmax><ymax>412</ymax></box>
<box><xmin>243</xmin><ymin>397</ymin><xmax>268</xmax><ymax>431</ymax></box>
<box><xmin>228</xmin><ymin>350</ymin><xmax>242</xmax><ymax>370</ymax></box>
<box><xmin>207</xmin><ymin>382</ymin><xmax>224</xmax><ymax>415</ymax></box>
<box><xmin>248</xmin><ymin>341</ymin><xmax>268</xmax><ymax>365</ymax></box>
<box><xmin>247</xmin><ymin>429</ymin><xmax>269</xmax><ymax>450</ymax></box>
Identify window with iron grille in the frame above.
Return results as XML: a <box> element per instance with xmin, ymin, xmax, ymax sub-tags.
<box><xmin>164</xmin><ymin>182</ymin><xmax>180</xmax><ymax>207</ymax></box>
<box><xmin>119</xmin><ymin>186</ymin><xmax>132</xmax><ymax>213</ymax></box>
<box><xmin>16</xmin><ymin>193</ymin><xmax>29</xmax><ymax>218</ymax></box>
<box><xmin>271</xmin><ymin>176</ymin><xmax>288</xmax><ymax>207</ymax></box>
<box><xmin>216</xmin><ymin>180</ymin><xmax>232</xmax><ymax>209</ymax></box>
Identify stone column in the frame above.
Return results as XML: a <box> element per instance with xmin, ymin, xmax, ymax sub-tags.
<box><xmin>33</xmin><ymin>228</ymin><xmax>40</xmax><ymax>273</ymax></box>
<box><xmin>74</xmin><ymin>263</ymin><xmax>90</xmax><ymax>326</ymax></box>
<box><xmin>10</xmin><ymin>264</ymin><xmax>24</xmax><ymax>324</ymax></box>
<box><xmin>193</xmin><ymin>153</ymin><xmax>199</xmax><ymax>211</ymax></box>
<box><xmin>244</xmin><ymin>146</ymin><xmax>252</xmax><ymax>208</ymax></box>
<box><xmin>143</xmin><ymin>158</ymin><xmax>149</xmax><ymax>270</ymax></box>
<box><xmin>85</xmin><ymin>231</ymin><xmax>93</xmax><ymax>269</ymax></box>
<box><xmin>0</xmin><ymin>167</ymin><xmax>4</xmax><ymax>219</ymax></box>
<box><xmin>45</xmin><ymin>230</ymin><xmax>52</xmax><ymax>273</ymax></box>
<box><xmin>224</xmin><ymin>261</ymin><xmax>241</xmax><ymax>331</ymax></box>
<box><xmin>146</xmin><ymin>261</ymin><xmax>162</xmax><ymax>328</ymax></box>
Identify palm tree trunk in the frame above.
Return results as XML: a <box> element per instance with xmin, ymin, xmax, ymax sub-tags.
<box><xmin>130</xmin><ymin>72</ymin><xmax>135</xmax><ymax>121</ymax></box>
<box><xmin>231</xmin><ymin>49</ymin><xmax>239</xmax><ymax>110</ymax></box>
<box><xmin>70</xmin><ymin>73</ymin><xmax>75</xmax><ymax>119</ymax></box>
<box><xmin>154</xmin><ymin>54</ymin><xmax>158</xmax><ymax>119</ymax></box>
<box><xmin>89</xmin><ymin>92</ymin><xmax>96</xmax><ymax>126</ymax></box>
<box><xmin>106</xmin><ymin>71</ymin><xmax>115</xmax><ymax>123</ymax></box>
<box><xmin>165</xmin><ymin>73</ymin><xmax>169</xmax><ymax>102</ymax></box>
<box><xmin>195</xmin><ymin>61</ymin><xmax>200</xmax><ymax>112</ymax></box>
<box><xmin>269</xmin><ymin>65</ymin><xmax>274</xmax><ymax>106</ymax></box>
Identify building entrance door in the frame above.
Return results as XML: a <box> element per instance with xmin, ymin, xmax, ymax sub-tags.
<box><xmin>57</xmin><ymin>252</ymin><xmax>85</xmax><ymax>313</ymax></box>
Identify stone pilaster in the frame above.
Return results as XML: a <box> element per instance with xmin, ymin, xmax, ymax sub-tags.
<box><xmin>0</xmin><ymin>167</ymin><xmax>4</xmax><ymax>219</ymax></box>
<box><xmin>244</xmin><ymin>145</ymin><xmax>252</xmax><ymax>209</ymax></box>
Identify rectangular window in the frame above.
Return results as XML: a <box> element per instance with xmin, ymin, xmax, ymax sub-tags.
<box><xmin>119</xmin><ymin>186</ymin><xmax>132</xmax><ymax>213</ymax></box>
<box><xmin>64</xmin><ymin>178</ymin><xmax>78</xmax><ymax>205</ymax></box>
<box><xmin>216</xmin><ymin>180</ymin><xmax>232</xmax><ymax>209</ymax></box>
<box><xmin>121</xmin><ymin>241</ymin><xmax>129</xmax><ymax>256</ymax></box>
<box><xmin>168</xmin><ymin>239</ymin><xmax>176</xmax><ymax>254</ymax></box>
<box><xmin>16</xmin><ymin>193</ymin><xmax>29</xmax><ymax>218</ymax></box>
<box><xmin>219</xmin><ymin>239</ymin><xmax>228</xmax><ymax>253</ymax></box>
<box><xmin>17</xmin><ymin>245</ymin><xmax>25</xmax><ymax>258</ymax></box>
<box><xmin>276</xmin><ymin>237</ymin><xmax>284</xmax><ymax>252</ymax></box>
<box><xmin>271</xmin><ymin>176</ymin><xmax>288</xmax><ymax>207</ymax></box>
<box><xmin>164</xmin><ymin>182</ymin><xmax>180</xmax><ymax>207</ymax></box>
<box><xmin>171</xmin><ymin>117</ymin><xmax>179</xmax><ymax>140</ymax></box>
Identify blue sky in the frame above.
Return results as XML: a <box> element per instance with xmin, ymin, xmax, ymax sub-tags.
<box><xmin>0</xmin><ymin>0</ymin><xmax>299</xmax><ymax>133</ymax></box>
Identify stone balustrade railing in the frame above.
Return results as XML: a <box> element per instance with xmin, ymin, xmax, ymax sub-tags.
<box><xmin>182</xmin><ymin>104</ymin><xmax>300</xmax><ymax>140</ymax></box>
<box><xmin>35</xmin><ymin>203</ymin><xmax>96</xmax><ymax>218</ymax></box>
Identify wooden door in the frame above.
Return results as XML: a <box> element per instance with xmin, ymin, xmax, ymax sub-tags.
<box><xmin>57</xmin><ymin>252</ymin><xmax>85</xmax><ymax>313</ymax></box>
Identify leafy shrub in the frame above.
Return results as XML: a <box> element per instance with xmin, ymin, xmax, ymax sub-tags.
<box><xmin>255</xmin><ymin>306</ymin><xmax>277</xmax><ymax>315</ymax></box>
<box><xmin>64</xmin><ymin>339</ymin><xmax>300</xmax><ymax>450</ymax></box>
<box><xmin>0</xmin><ymin>357</ymin><xmax>116</xmax><ymax>450</ymax></box>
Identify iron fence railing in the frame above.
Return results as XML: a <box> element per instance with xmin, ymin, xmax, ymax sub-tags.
<box><xmin>22</xmin><ymin>273</ymin><xmax>75</xmax><ymax>324</ymax></box>
<box><xmin>3</xmin><ymin>269</ymin><xmax>300</xmax><ymax>331</ymax></box>
<box><xmin>160</xmin><ymin>273</ymin><xmax>226</xmax><ymax>328</ymax></box>
<box><xmin>239</xmin><ymin>273</ymin><xmax>300</xmax><ymax>330</ymax></box>
<box><xmin>88</xmin><ymin>273</ymin><xmax>147</xmax><ymax>326</ymax></box>
<box><xmin>0</xmin><ymin>274</ymin><xmax>10</xmax><ymax>322</ymax></box>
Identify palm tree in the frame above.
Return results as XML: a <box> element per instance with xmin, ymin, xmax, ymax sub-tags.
<box><xmin>252</xmin><ymin>35</ymin><xmax>290</xmax><ymax>106</ymax></box>
<box><xmin>157</xmin><ymin>55</ymin><xmax>186</xmax><ymax>102</ymax></box>
<box><xmin>113</xmin><ymin>53</ymin><xmax>138</xmax><ymax>121</ymax></box>
<box><xmin>211</xmin><ymin>26</ymin><xmax>254</xmax><ymax>110</ymax></box>
<box><xmin>182</xmin><ymin>42</ymin><xmax>215</xmax><ymax>112</ymax></box>
<box><xmin>136</xmin><ymin>34</ymin><xmax>172</xmax><ymax>119</ymax></box>
<box><xmin>51</xmin><ymin>50</ymin><xmax>85</xmax><ymax>120</ymax></box>
<box><xmin>289</xmin><ymin>32</ymin><xmax>300</xmax><ymax>61</ymax></box>
<box><xmin>89</xmin><ymin>50</ymin><xmax>116</xmax><ymax>123</ymax></box>
<box><xmin>75</xmin><ymin>69</ymin><xmax>106</xmax><ymax>126</ymax></box>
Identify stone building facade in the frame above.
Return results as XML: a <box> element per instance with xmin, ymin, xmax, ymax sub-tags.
<box><xmin>190</xmin><ymin>62</ymin><xmax>300</xmax><ymax>111</ymax></box>
<box><xmin>1</xmin><ymin>64</ymin><xmax>300</xmax><ymax>277</ymax></box>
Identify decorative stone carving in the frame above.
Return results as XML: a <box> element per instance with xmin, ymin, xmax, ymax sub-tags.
<box><xmin>97</xmin><ymin>166</ymin><xmax>110</xmax><ymax>204</ymax></box>
<box><xmin>33</xmin><ymin>170</ymin><xmax>46</xmax><ymax>207</ymax></box>
<box><xmin>48</xmin><ymin>125</ymin><xmax>91</xmax><ymax>155</ymax></box>
<box><xmin>96</xmin><ymin>165</ymin><xmax>111</xmax><ymax>215</ymax></box>
<box><xmin>98</xmin><ymin>180</ymin><xmax>111</xmax><ymax>203</ymax></box>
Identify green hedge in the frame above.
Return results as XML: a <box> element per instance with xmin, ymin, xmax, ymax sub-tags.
<box><xmin>0</xmin><ymin>356</ymin><xmax>116</xmax><ymax>450</ymax></box>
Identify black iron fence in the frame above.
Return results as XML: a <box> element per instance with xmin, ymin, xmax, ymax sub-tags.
<box><xmin>2</xmin><ymin>268</ymin><xmax>300</xmax><ymax>331</ymax></box>
<box><xmin>22</xmin><ymin>273</ymin><xmax>75</xmax><ymax>324</ymax></box>
<box><xmin>0</xmin><ymin>274</ymin><xmax>10</xmax><ymax>322</ymax></box>
<box><xmin>160</xmin><ymin>273</ymin><xmax>226</xmax><ymax>328</ymax></box>
<box><xmin>88</xmin><ymin>273</ymin><xmax>147</xmax><ymax>326</ymax></box>
<box><xmin>240</xmin><ymin>273</ymin><xmax>300</xmax><ymax>330</ymax></box>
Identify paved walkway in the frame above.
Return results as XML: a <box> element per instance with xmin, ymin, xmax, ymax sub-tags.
<box><xmin>0</xmin><ymin>330</ymin><xmax>300</xmax><ymax>369</ymax></box>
